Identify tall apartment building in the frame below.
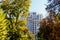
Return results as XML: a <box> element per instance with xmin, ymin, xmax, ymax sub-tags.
<box><xmin>27</xmin><ymin>12</ymin><xmax>42</xmax><ymax>33</ymax></box>
<box><xmin>27</xmin><ymin>12</ymin><xmax>42</xmax><ymax>40</ymax></box>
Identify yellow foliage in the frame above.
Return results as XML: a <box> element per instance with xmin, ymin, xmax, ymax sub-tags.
<box><xmin>0</xmin><ymin>8</ymin><xmax>8</xmax><ymax>40</ymax></box>
<box><xmin>24</xmin><ymin>12</ymin><xmax>28</xmax><ymax>17</ymax></box>
<box><xmin>1</xmin><ymin>0</ymin><xmax>34</xmax><ymax>40</ymax></box>
<box><xmin>22</xmin><ymin>19</ymin><xmax>27</xmax><ymax>24</ymax></box>
<box><xmin>17</xmin><ymin>19</ymin><xmax>27</xmax><ymax>25</ymax></box>
<box><xmin>20</xmin><ymin>26</ymin><xmax>28</xmax><ymax>31</ymax></box>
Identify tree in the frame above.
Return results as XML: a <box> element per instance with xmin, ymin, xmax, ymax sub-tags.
<box><xmin>37</xmin><ymin>10</ymin><xmax>60</xmax><ymax>40</ymax></box>
<box><xmin>0</xmin><ymin>0</ymin><xmax>34</xmax><ymax>40</ymax></box>
<box><xmin>38</xmin><ymin>0</ymin><xmax>60</xmax><ymax>39</ymax></box>
<box><xmin>0</xmin><ymin>8</ymin><xmax>9</xmax><ymax>40</ymax></box>
<box><xmin>46</xmin><ymin>0</ymin><xmax>60</xmax><ymax>13</ymax></box>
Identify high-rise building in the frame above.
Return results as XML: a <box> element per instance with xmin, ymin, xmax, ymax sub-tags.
<box><xmin>27</xmin><ymin>12</ymin><xmax>42</xmax><ymax>33</ymax></box>
<box><xmin>27</xmin><ymin>12</ymin><xmax>42</xmax><ymax>40</ymax></box>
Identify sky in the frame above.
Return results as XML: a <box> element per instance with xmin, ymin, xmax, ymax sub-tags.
<box><xmin>29</xmin><ymin>0</ymin><xmax>48</xmax><ymax>18</ymax></box>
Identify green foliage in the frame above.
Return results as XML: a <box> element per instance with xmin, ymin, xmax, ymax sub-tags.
<box><xmin>0</xmin><ymin>0</ymin><xmax>34</xmax><ymax>40</ymax></box>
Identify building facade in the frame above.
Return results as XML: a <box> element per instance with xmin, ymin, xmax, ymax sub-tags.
<box><xmin>27</xmin><ymin>12</ymin><xmax>42</xmax><ymax>40</ymax></box>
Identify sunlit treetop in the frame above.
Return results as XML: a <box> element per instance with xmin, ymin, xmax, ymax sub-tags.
<box><xmin>1</xmin><ymin>0</ymin><xmax>31</xmax><ymax>18</ymax></box>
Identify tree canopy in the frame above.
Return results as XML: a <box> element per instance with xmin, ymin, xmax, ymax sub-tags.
<box><xmin>0</xmin><ymin>0</ymin><xmax>34</xmax><ymax>40</ymax></box>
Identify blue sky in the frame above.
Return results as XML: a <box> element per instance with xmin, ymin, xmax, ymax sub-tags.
<box><xmin>29</xmin><ymin>0</ymin><xmax>48</xmax><ymax>18</ymax></box>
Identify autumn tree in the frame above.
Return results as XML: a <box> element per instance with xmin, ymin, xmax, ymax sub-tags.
<box><xmin>37</xmin><ymin>0</ymin><xmax>60</xmax><ymax>39</ymax></box>
<box><xmin>37</xmin><ymin>10</ymin><xmax>60</xmax><ymax>40</ymax></box>
<box><xmin>0</xmin><ymin>0</ymin><xmax>34</xmax><ymax>40</ymax></box>
<box><xmin>0</xmin><ymin>8</ymin><xmax>9</xmax><ymax>40</ymax></box>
